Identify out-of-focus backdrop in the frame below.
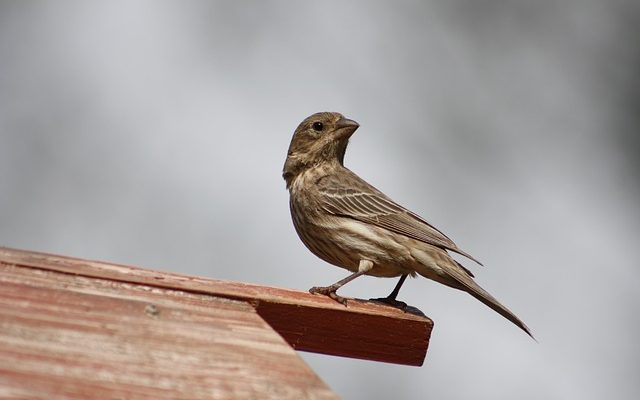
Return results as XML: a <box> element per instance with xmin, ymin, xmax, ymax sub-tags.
<box><xmin>1</xmin><ymin>1</ymin><xmax>638</xmax><ymax>399</ymax></box>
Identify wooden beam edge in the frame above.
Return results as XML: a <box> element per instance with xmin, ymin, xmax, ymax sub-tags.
<box><xmin>0</xmin><ymin>246</ymin><xmax>432</xmax><ymax>366</ymax></box>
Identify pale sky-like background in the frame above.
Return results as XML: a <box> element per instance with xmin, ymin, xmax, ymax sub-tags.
<box><xmin>1</xmin><ymin>1</ymin><xmax>639</xmax><ymax>399</ymax></box>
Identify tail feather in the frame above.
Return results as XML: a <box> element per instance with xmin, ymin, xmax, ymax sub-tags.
<box><xmin>443</xmin><ymin>262</ymin><xmax>534</xmax><ymax>339</ymax></box>
<box><xmin>410</xmin><ymin>247</ymin><xmax>533</xmax><ymax>338</ymax></box>
<box><xmin>464</xmin><ymin>279</ymin><xmax>533</xmax><ymax>339</ymax></box>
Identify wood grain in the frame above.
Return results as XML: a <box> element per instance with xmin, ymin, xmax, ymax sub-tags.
<box><xmin>0</xmin><ymin>263</ymin><xmax>337</xmax><ymax>400</ymax></box>
<box><xmin>0</xmin><ymin>247</ymin><xmax>432</xmax><ymax>367</ymax></box>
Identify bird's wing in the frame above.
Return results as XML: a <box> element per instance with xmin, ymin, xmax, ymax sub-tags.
<box><xmin>318</xmin><ymin>172</ymin><xmax>482</xmax><ymax>265</ymax></box>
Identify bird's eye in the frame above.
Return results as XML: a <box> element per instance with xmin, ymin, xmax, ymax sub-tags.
<box><xmin>312</xmin><ymin>122</ymin><xmax>324</xmax><ymax>132</ymax></box>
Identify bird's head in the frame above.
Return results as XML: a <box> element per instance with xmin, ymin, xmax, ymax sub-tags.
<box><xmin>283</xmin><ymin>112</ymin><xmax>359</xmax><ymax>187</ymax></box>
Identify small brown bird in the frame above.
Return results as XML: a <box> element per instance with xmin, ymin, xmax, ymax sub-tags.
<box><xmin>283</xmin><ymin>112</ymin><xmax>532</xmax><ymax>337</ymax></box>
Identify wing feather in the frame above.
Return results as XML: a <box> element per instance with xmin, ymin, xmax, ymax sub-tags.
<box><xmin>318</xmin><ymin>173</ymin><xmax>482</xmax><ymax>265</ymax></box>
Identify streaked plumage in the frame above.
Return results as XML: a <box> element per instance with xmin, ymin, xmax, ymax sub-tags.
<box><xmin>283</xmin><ymin>111</ymin><xmax>532</xmax><ymax>337</ymax></box>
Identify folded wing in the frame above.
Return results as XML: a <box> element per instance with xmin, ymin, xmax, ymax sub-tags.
<box><xmin>318</xmin><ymin>172</ymin><xmax>482</xmax><ymax>265</ymax></box>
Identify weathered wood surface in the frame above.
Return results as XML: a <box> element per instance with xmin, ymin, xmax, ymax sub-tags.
<box><xmin>0</xmin><ymin>262</ymin><xmax>337</xmax><ymax>400</ymax></box>
<box><xmin>0</xmin><ymin>247</ymin><xmax>432</xmax><ymax>367</ymax></box>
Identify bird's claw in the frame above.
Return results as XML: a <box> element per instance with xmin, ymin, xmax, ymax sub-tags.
<box><xmin>369</xmin><ymin>296</ymin><xmax>408</xmax><ymax>311</ymax></box>
<box><xmin>309</xmin><ymin>285</ymin><xmax>348</xmax><ymax>306</ymax></box>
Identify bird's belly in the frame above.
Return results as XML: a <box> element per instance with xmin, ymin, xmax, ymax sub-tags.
<box><xmin>294</xmin><ymin>213</ymin><xmax>413</xmax><ymax>277</ymax></box>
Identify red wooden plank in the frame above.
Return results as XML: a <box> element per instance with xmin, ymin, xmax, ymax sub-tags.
<box><xmin>0</xmin><ymin>263</ymin><xmax>338</xmax><ymax>400</ymax></box>
<box><xmin>0</xmin><ymin>247</ymin><xmax>432</xmax><ymax>366</ymax></box>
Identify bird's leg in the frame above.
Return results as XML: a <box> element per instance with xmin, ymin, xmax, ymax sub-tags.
<box><xmin>309</xmin><ymin>260</ymin><xmax>373</xmax><ymax>305</ymax></box>
<box><xmin>370</xmin><ymin>274</ymin><xmax>409</xmax><ymax>309</ymax></box>
<box><xmin>387</xmin><ymin>274</ymin><xmax>408</xmax><ymax>301</ymax></box>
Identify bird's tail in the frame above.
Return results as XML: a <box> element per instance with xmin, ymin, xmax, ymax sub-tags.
<box><xmin>437</xmin><ymin>268</ymin><xmax>533</xmax><ymax>338</ymax></box>
<box><xmin>411</xmin><ymin>249</ymin><xmax>534</xmax><ymax>338</ymax></box>
<box><xmin>458</xmin><ymin>274</ymin><xmax>533</xmax><ymax>339</ymax></box>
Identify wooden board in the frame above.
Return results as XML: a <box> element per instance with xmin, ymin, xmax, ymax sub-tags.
<box><xmin>0</xmin><ymin>262</ymin><xmax>337</xmax><ymax>400</ymax></box>
<box><xmin>0</xmin><ymin>247</ymin><xmax>432</xmax><ymax>367</ymax></box>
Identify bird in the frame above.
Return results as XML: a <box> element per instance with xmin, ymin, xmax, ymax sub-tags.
<box><xmin>282</xmin><ymin>111</ymin><xmax>532</xmax><ymax>337</ymax></box>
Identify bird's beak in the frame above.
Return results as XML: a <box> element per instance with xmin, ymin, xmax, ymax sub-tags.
<box><xmin>335</xmin><ymin>117</ymin><xmax>359</xmax><ymax>138</ymax></box>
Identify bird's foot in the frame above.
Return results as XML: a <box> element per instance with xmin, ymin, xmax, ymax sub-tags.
<box><xmin>309</xmin><ymin>285</ymin><xmax>348</xmax><ymax>306</ymax></box>
<box><xmin>369</xmin><ymin>296</ymin><xmax>408</xmax><ymax>310</ymax></box>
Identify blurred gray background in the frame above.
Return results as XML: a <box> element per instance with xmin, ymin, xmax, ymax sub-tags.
<box><xmin>1</xmin><ymin>1</ymin><xmax>639</xmax><ymax>399</ymax></box>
